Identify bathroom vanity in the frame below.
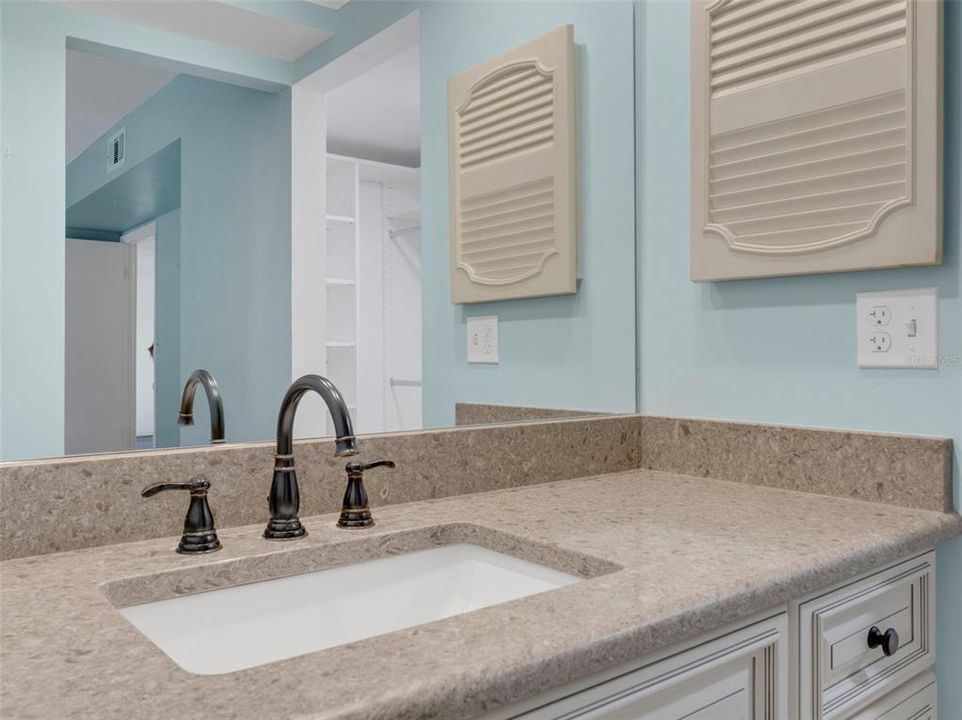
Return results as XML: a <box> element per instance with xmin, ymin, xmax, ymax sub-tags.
<box><xmin>1</xmin><ymin>0</ymin><xmax>957</xmax><ymax>717</ymax></box>
<box><xmin>1</xmin><ymin>419</ymin><xmax>959</xmax><ymax>720</ymax></box>
<box><xmin>490</xmin><ymin>551</ymin><xmax>937</xmax><ymax>720</ymax></box>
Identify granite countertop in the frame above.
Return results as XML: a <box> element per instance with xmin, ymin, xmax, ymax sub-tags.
<box><xmin>2</xmin><ymin>469</ymin><xmax>960</xmax><ymax>720</ymax></box>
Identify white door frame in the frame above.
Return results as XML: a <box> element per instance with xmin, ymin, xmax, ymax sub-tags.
<box><xmin>121</xmin><ymin>222</ymin><xmax>157</xmax><ymax>445</ymax></box>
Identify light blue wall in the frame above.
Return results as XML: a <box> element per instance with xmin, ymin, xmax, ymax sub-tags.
<box><xmin>153</xmin><ymin>209</ymin><xmax>182</xmax><ymax>448</ymax></box>
<box><xmin>66</xmin><ymin>138</ymin><xmax>182</xmax><ymax>233</ymax></box>
<box><xmin>300</xmin><ymin>1</ymin><xmax>639</xmax><ymax>426</ymax></box>
<box><xmin>420</xmin><ymin>2</ymin><xmax>637</xmax><ymax>425</ymax></box>
<box><xmin>0</xmin><ymin>1</ymin><xmax>295</xmax><ymax>460</ymax></box>
<box><xmin>636</xmin><ymin>0</ymin><xmax>962</xmax><ymax>713</ymax></box>
<box><xmin>66</xmin><ymin>74</ymin><xmax>293</xmax><ymax>448</ymax></box>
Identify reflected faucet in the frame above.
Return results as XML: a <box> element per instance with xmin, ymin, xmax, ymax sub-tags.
<box><xmin>178</xmin><ymin>369</ymin><xmax>225</xmax><ymax>444</ymax></box>
<box><xmin>264</xmin><ymin>374</ymin><xmax>358</xmax><ymax>540</ymax></box>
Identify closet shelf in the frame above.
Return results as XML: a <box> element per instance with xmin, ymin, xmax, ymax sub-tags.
<box><xmin>387</xmin><ymin>207</ymin><xmax>421</xmax><ymax>239</ymax></box>
<box><xmin>389</xmin><ymin>225</ymin><xmax>421</xmax><ymax>240</ymax></box>
<box><xmin>389</xmin><ymin>377</ymin><xmax>422</xmax><ymax>388</ymax></box>
<box><xmin>387</xmin><ymin>207</ymin><xmax>420</xmax><ymax>224</ymax></box>
<box><xmin>325</xmin><ymin>341</ymin><xmax>356</xmax><ymax>348</ymax></box>
<box><xmin>326</xmin><ymin>214</ymin><xmax>355</xmax><ymax>227</ymax></box>
<box><xmin>326</xmin><ymin>278</ymin><xmax>356</xmax><ymax>286</ymax></box>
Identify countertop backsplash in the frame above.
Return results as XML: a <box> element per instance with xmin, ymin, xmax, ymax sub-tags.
<box><xmin>0</xmin><ymin>414</ymin><xmax>952</xmax><ymax>561</ymax></box>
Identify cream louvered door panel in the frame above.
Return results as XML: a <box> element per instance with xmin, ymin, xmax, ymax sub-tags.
<box><xmin>691</xmin><ymin>0</ymin><xmax>941</xmax><ymax>281</ymax></box>
<box><xmin>449</xmin><ymin>25</ymin><xmax>577</xmax><ymax>303</ymax></box>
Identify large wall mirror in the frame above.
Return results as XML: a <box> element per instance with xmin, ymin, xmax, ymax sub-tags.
<box><xmin>0</xmin><ymin>0</ymin><xmax>638</xmax><ymax>461</ymax></box>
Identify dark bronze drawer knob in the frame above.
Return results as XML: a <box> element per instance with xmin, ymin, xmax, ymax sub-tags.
<box><xmin>867</xmin><ymin>625</ymin><xmax>900</xmax><ymax>656</ymax></box>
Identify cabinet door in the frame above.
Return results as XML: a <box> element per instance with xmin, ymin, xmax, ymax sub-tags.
<box><xmin>513</xmin><ymin>613</ymin><xmax>786</xmax><ymax>719</ymax></box>
<box><xmin>576</xmin><ymin>653</ymin><xmax>758</xmax><ymax>720</ymax></box>
<box><xmin>848</xmin><ymin>671</ymin><xmax>936</xmax><ymax>720</ymax></box>
<box><xmin>690</xmin><ymin>0</ymin><xmax>942</xmax><ymax>281</ymax></box>
<box><xmin>448</xmin><ymin>25</ymin><xmax>578</xmax><ymax>303</ymax></box>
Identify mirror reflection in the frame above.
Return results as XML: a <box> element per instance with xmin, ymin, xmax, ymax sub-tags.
<box><xmin>65</xmin><ymin>46</ymin><xmax>425</xmax><ymax>453</ymax></box>
<box><xmin>4</xmin><ymin>1</ymin><xmax>639</xmax><ymax>461</ymax></box>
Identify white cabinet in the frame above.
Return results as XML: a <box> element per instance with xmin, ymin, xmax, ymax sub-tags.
<box><xmin>490</xmin><ymin>613</ymin><xmax>787</xmax><ymax>720</ymax></box>
<box><xmin>489</xmin><ymin>553</ymin><xmax>939</xmax><ymax>720</ymax></box>
<box><xmin>690</xmin><ymin>0</ymin><xmax>942</xmax><ymax>281</ymax></box>
<box><xmin>791</xmin><ymin>552</ymin><xmax>935</xmax><ymax>720</ymax></box>
<box><xmin>849</xmin><ymin>671</ymin><xmax>936</xmax><ymax>720</ymax></box>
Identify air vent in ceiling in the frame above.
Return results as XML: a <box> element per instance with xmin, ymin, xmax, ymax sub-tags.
<box><xmin>108</xmin><ymin>128</ymin><xmax>126</xmax><ymax>172</ymax></box>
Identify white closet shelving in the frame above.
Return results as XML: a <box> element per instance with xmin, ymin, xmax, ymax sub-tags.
<box><xmin>324</xmin><ymin>154</ymin><xmax>421</xmax><ymax>435</ymax></box>
<box><xmin>324</xmin><ymin>156</ymin><xmax>360</xmax><ymax>432</ymax></box>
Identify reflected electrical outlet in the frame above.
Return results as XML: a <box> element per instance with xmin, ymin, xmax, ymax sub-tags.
<box><xmin>467</xmin><ymin>316</ymin><xmax>499</xmax><ymax>364</ymax></box>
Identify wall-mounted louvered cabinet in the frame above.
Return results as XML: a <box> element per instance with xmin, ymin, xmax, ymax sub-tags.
<box><xmin>691</xmin><ymin>0</ymin><xmax>942</xmax><ymax>281</ymax></box>
<box><xmin>448</xmin><ymin>25</ymin><xmax>577</xmax><ymax>303</ymax></box>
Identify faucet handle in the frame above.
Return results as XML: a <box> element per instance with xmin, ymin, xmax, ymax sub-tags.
<box><xmin>338</xmin><ymin>460</ymin><xmax>395</xmax><ymax>529</ymax></box>
<box><xmin>141</xmin><ymin>476</ymin><xmax>222</xmax><ymax>554</ymax></box>
<box><xmin>345</xmin><ymin>459</ymin><xmax>396</xmax><ymax>476</ymax></box>
<box><xmin>142</xmin><ymin>476</ymin><xmax>211</xmax><ymax>496</ymax></box>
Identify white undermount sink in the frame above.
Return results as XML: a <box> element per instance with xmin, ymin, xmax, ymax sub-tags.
<box><xmin>118</xmin><ymin>543</ymin><xmax>581</xmax><ymax>675</ymax></box>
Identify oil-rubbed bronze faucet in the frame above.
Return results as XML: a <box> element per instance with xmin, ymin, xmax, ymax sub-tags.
<box><xmin>178</xmin><ymin>369</ymin><xmax>225</xmax><ymax>443</ymax></box>
<box><xmin>338</xmin><ymin>460</ymin><xmax>396</xmax><ymax>528</ymax></box>
<box><xmin>264</xmin><ymin>374</ymin><xmax>358</xmax><ymax>540</ymax></box>
<box><xmin>141</xmin><ymin>477</ymin><xmax>221</xmax><ymax>554</ymax></box>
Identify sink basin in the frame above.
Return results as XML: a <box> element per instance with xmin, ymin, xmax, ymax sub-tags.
<box><xmin>118</xmin><ymin>543</ymin><xmax>581</xmax><ymax>674</ymax></box>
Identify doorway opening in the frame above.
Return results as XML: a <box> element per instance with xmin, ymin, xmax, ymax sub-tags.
<box><xmin>63</xmin><ymin>222</ymin><xmax>157</xmax><ymax>455</ymax></box>
<box><xmin>64</xmin><ymin>46</ymin><xmax>175</xmax><ymax>455</ymax></box>
<box><xmin>293</xmin><ymin>12</ymin><xmax>423</xmax><ymax>437</ymax></box>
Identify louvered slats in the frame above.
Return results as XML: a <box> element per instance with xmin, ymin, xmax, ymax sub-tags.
<box><xmin>691</xmin><ymin>0</ymin><xmax>939</xmax><ymax>280</ymax></box>
<box><xmin>457</xmin><ymin>178</ymin><xmax>556</xmax><ymax>283</ymax></box>
<box><xmin>709</xmin><ymin>0</ymin><xmax>907</xmax><ymax>94</ymax></box>
<box><xmin>458</xmin><ymin>65</ymin><xmax>555</xmax><ymax>170</ymax></box>
<box><xmin>707</xmin><ymin>88</ymin><xmax>907</xmax><ymax>251</ymax></box>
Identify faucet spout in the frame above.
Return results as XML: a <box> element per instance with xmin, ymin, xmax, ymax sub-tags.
<box><xmin>275</xmin><ymin>374</ymin><xmax>358</xmax><ymax>459</ymax></box>
<box><xmin>178</xmin><ymin>369</ymin><xmax>225</xmax><ymax>443</ymax></box>
<box><xmin>264</xmin><ymin>374</ymin><xmax>358</xmax><ymax>540</ymax></box>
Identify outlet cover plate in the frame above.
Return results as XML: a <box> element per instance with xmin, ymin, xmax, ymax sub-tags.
<box><xmin>467</xmin><ymin>315</ymin><xmax>499</xmax><ymax>364</ymax></box>
<box><xmin>856</xmin><ymin>288</ymin><xmax>938</xmax><ymax>368</ymax></box>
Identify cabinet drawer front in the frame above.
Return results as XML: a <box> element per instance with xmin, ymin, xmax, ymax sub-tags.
<box><xmin>796</xmin><ymin>553</ymin><xmax>935</xmax><ymax>720</ymax></box>
<box><xmin>514</xmin><ymin>614</ymin><xmax>787</xmax><ymax>720</ymax></box>
<box><xmin>849</xmin><ymin>671</ymin><xmax>936</xmax><ymax>720</ymax></box>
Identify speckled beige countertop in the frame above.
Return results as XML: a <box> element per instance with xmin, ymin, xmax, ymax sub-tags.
<box><xmin>2</xmin><ymin>469</ymin><xmax>960</xmax><ymax>720</ymax></box>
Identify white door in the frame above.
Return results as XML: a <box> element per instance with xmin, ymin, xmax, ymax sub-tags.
<box><xmin>133</xmin><ymin>236</ymin><xmax>156</xmax><ymax>444</ymax></box>
<box><xmin>65</xmin><ymin>238</ymin><xmax>135</xmax><ymax>454</ymax></box>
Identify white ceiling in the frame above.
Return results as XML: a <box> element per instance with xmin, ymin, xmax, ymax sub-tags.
<box><xmin>66</xmin><ymin>49</ymin><xmax>177</xmax><ymax>162</ymax></box>
<box><xmin>53</xmin><ymin>1</ymin><xmax>331</xmax><ymax>62</ymax></box>
<box><xmin>326</xmin><ymin>44</ymin><xmax>420</xmax><ymax>168</ymax></box>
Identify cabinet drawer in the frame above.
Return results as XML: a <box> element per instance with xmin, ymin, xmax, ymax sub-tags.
<box><xmin>511</xmin><ymin>613</ymin><xmax>787</xmax><ymax>719</ymax></box>
<box><xmin>794</xmin><ymin>553</ymin><xmax>935</xmax><ymax>720</ymax></box>
<box><xmin>849</xmin><ymin>671</ymin><xmax>936</xmax><ymax>720</ymax></box>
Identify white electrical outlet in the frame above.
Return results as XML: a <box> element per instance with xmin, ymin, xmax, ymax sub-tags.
<box><xmin>856</xmin><ymin>288</ymin><xmax>938</xmax><ymax>368</ymax></box>
<box><xmin>467</xmin><ymin>315</ymin><xmax>499</xmax><ymax>364</ymax></box>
